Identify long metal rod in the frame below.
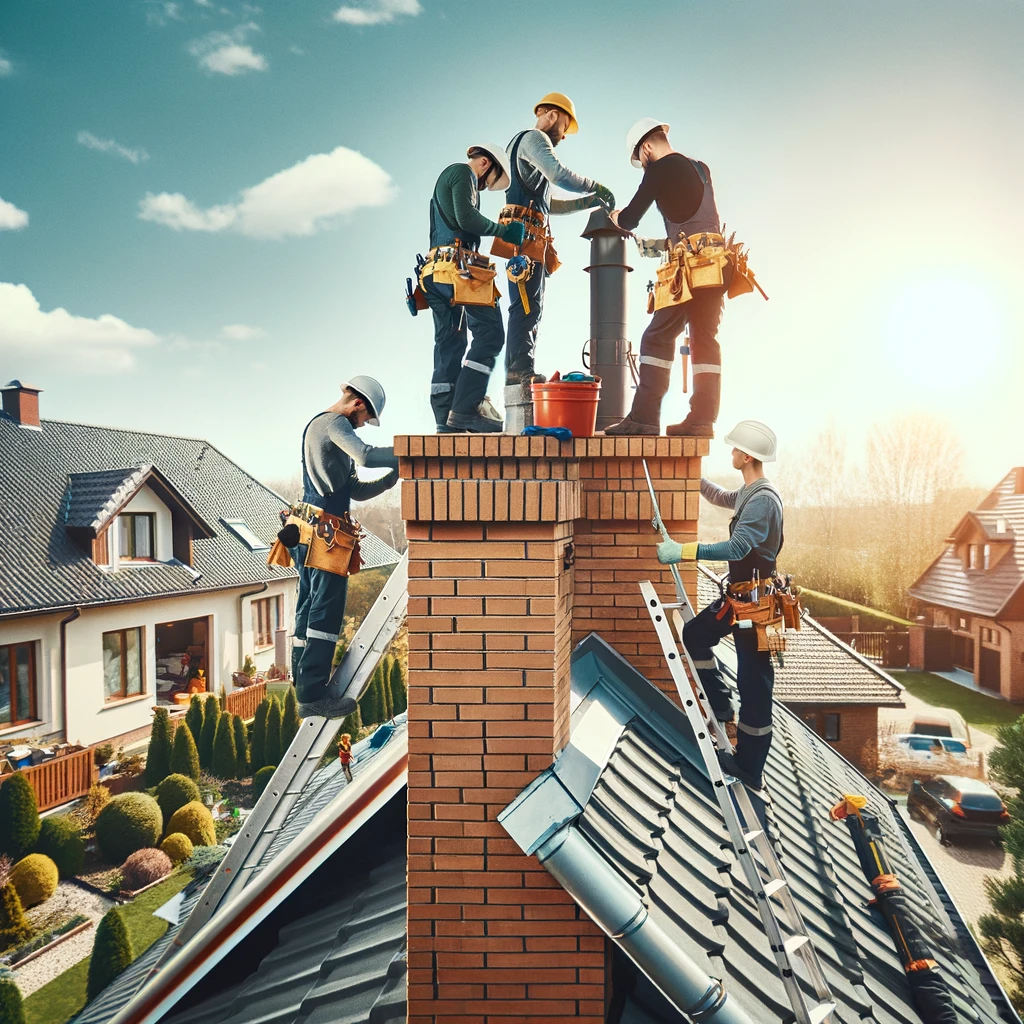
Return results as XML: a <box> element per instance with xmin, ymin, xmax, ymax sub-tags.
<box><xmin>155</xmin><ymin>553</ymin><xmax>409</xmax><ymax>964</ymax></box>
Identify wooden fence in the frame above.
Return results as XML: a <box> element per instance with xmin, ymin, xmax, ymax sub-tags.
<box><xmin>224</xmin><ymin>679</ymin><xmax>267</xmax><ymax>721</ymax></box>
<box><xmin>833</xmin><ymin>631</ymin><xmax>910</xmax><ymax>668</ymax></box>
<box><xmin>1</xmin><ymin>748</ymin><xmax>96</xmax><ymax>811</ymax></box>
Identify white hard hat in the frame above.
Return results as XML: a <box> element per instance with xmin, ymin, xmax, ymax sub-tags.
<box><xmin>468</xmin><ymin>143</ymin><xmax>512</xmax><ymax>192</ymax></box>
<box><xmin>341</xmin><ymin>375</ymin><xmax>386</xmax><ymax>426</ymax></box>
<box><xmin>724</xmin><ymin>420</ymin><xmax>777</xmax><ymax>462</ymax></box>
<box><xmin>626</xmin><ymin>117</ymin><xmax>671</xmax><ymax>168</ymax></box>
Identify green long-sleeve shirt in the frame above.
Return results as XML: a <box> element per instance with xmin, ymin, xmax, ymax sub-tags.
<box><xmin>433</xmin><ymin>162</ymin><xmax>504</xmax><ymax>239</ymax></box>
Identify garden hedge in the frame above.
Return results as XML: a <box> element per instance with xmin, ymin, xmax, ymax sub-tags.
<box><xmin>94</xmin><ymin>792</ymin><xmax>163</xmax><ymax>864</ymax></box>
<box><xmin>34</xmin><ymin>815</ymin><xmax>85</xmax><ymax>879</ymax></box>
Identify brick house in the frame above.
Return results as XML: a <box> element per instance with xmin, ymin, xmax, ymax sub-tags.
<box><xmin>909</xmin><ymin>467</ymin><xmax>1024</xmax><ymax>700</ymax></box>
<box><xmin>697</xmin><ymin>567</ymin><xmax>904</xmax><ymax>774</ymax></box>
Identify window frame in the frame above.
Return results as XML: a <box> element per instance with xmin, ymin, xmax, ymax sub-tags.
<box><xmin>0</xmin><ymin>641</ymin><xmax>38</xmax><ymax>728</ymax></box>
<box><xmin>118</xmin><ymin>512</ymin><xmax>156</xmax><ymax>560</ymax></box>
<box><xmin>252</xmin><ymin>595</ymin><xmax>283</xmax><ymax>650</ymax></box>
<box><xmin>823</xmin><ymin>713</ymin><xmax>841</xmax><ymax>742</ymax></box>
<box><xmin>102</xmin><ymin>627</ymin><xmax>145</xmax><ymax>703</ymax></box>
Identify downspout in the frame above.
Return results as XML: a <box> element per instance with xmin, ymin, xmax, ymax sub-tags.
<box><xmin>59</xmin><ymin>608</ymin><xmax>81</xmax><ymax>740</ymax></box>
<box><xmin>238</xmin><ymin>582</ymin><xmax>269</xmax><ymax>669</ymax></box>
<box><xmin>536</xmin><ymin>826</ymin><xmax>756</xmax><ymax>1024</ymax></box>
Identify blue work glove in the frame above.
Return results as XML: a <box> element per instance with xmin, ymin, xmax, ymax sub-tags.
<box><xmin>500</xmin><ymin>220</ymin><xmax>526</xmax><ymax>246</ymax></box>
<box><xmin>657</xmin><ymin>540</ymin><xmax>698</xmax><ymax>564</ymax></box>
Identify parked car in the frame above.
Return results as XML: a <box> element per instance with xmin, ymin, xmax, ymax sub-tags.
<box><xmin>909</xmin><ymin>709</ymin><xmax>971</xmax><ymax>747</ymax></box>
<box><xmin>895</xmin><ymin>734</ymin><xmax>970</xmax><ymax>761</ymax></box>
<box><xmin>907</xmin><ymin>775</ymin><xmax>1009</xmax><ymax>845</ymax></box>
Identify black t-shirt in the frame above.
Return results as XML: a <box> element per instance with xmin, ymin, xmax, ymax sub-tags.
<box><xmin>617</xmin><ymin>152</ymin><xmax>705</xmax><ymax>232</ymax></box>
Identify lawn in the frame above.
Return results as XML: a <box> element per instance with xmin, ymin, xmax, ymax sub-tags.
<box><xmin>23</xmin><ymin>871</ymin><xmax>194</xmax><ymax>1024</ymax></box>
<box><xmin>899</xmin><ymin>672</ymin><xmax>1024</xmax><ymax>738</ymax></box>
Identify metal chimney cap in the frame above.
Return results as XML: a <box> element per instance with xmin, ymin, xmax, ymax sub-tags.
<box><xmin>581</xmin><ymin>208</ymin><xmax>628</xmax><ymax>239</ymax></box>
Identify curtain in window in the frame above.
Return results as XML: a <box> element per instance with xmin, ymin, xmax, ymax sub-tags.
<box><xmin>125</xmin><ymin>628</ymin><xmax>142</xmax><ymax>695</ymax></box>
<box><xmin>15</xmin><ymin>646</ymin><xmax>31</xmax><ymax>720</ymax></box>
<box><xmin>103</xmin><ymin>631</ymin><xmax>122</xmax><ymax>700</ymax></box>
<box><xmin>135</xmin><ymin>516</ymin><xmax>152</xmax><ymax>558</ymax></box>
<box><xmin>0</xmin><ymin>649</ymin><xmax>11</xmax><ymax>725</ymax></box>
<box><xmin>119</xmin><ymin>516</ymin><xmax>132</xmax><ymax>558</ymax></box>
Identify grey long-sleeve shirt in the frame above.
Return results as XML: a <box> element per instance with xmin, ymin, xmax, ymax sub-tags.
<box><xmin>303</xmin><ymin>412</ymin><xmax>399</xmax><ymax>504</ymax></box>
<box><xmin>697</xmin><ymin>477</ymin><xmax>783</xmax><ymax>563</ymax></box>
<box><xmin>515</xmin><ymin>129</ymin><xmax>597</xmax><ymax>215</ymax></box>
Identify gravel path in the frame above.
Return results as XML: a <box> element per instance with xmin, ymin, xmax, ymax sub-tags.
<box><xmin>12</xmin><ymin>882</ymin><xmax>114</xmax><ymax>997</ymax></box>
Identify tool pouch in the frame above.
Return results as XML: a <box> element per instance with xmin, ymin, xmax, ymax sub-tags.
<box><xmin>730</xmin><ymin>595</ymin><xmax>786</xmax><ymax>653</ymax></box>
<box><xmin>725</xmin><ymin>242</ymin><xmax>768</xmax><ymax>301</ymax></box>
<box><xmin>776</xmin><ymin>591</ymin><xmax>802</xmax><ymax>631</ymax></box>
<box><xmin>682</xmin><ymin>233</ymin><xmax>729</xmax><ymax>290</ymax></box>
<box><xmin>421</xmin><ymin>247</ymin><xmax>500</xmax><ymax>308</ymax></box>
<box><xmin>491</xmin><ymin>205</ymin><xmax>559</xmax><ymax>274</ymax></box>
<box><xmin>304</xmin><ymin>509</ymin><xmax>363</xmax><ymax>576</ymax></box>
<box><xmin>265</xmin><ymin>512</ymin><xmax>313</xmax><ymax>569</ymax></box>
<box><xmin>653</xmin><ymin>251</ymin><xmax>693</xmax><ymax>311</ymax></box>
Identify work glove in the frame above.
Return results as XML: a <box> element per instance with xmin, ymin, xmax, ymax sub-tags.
<box><xmin>500</xmin><ymin>220</ymin><xmax>526</xmax><ymax>246</ymax></box>
<box><xmin>636</xmin><ymin>236</ymin><xmax>669</xmax><ymax>258</ymax></box>
<box><xmin>656</xmin><ymin>539</ymin><xmax>699</xmax><ymax>564</ymax></box>
<box><xmin>593</xmin><ymin>183</ymin><xmax>616</xmax><ymax>210</ymax></box>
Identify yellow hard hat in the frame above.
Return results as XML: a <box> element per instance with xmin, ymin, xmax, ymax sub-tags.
<box><xmin>534</xmin><ymin>92</ymin><xmax>578</xmax><ymax>134</ymax></box>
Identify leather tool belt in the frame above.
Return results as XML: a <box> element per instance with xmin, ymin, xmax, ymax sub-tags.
<box><xmin>490</xmin><ymin>204</ymin><xmax>561</xmax><ymax>274</ymax></box>
<box><xmin>721</xmin><ymin>581</ymin><xmax>802</xmax><ymax>653</ymax></box>
<box><xmin>266</xmin><ymin>502</ymin><xmax>364</xmax><ymax>577</ymax></box>
<box><xmin>648</xmin><ymin>232</ymin><xmax>766</xmax><ymax>313</ymax></box>
<box><xmin>420</xmin><ymin>242</ymin><xmax>500</xmax><ymax>307</ymax></box>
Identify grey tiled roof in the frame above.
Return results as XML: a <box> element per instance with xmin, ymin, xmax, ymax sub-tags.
<box><xmin>64</xmin><ymin>467</ymin><xmax>152</xmax><ymax>531</ymax></box>
<box><xmin>910</xmin><ymin>469</ymin><xmax>1024</xmax><ymax>617</ymax></box>
<box><xmin>696</xmin><ymin>568</ymin><xmax>905</xmax><ymax>707</ymax></box>
<box><xmin>508</xmin><ymin>634</ymin><xmax>1016</xmax><ymax>1023</ymax></box>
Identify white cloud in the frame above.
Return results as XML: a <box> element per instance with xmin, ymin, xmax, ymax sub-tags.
<box><xmin>0</xmin><ymin>282</ymin><xmax>158</xmax><ymax>371</ymax></box>
<box><xmin>0</xmin><ymin>57</ymin><xmax>12</xmax><ymax>77</ymax></box>
<box><xmin>333</xmin><ymin>0</ymin><xmax>422</xmax><ymax>26</ymax></box>
<box><xmin>220</xmin><ymin>323</ymin><xmax>265</xmax><ymax>339</ymax></box>
<box><xmin>77</xmin><ymin>131</ymin><xmax>150</xmax><ymax>165</ymax></box>
<box><xmin>188</xmin><ymin>23</ymin><xmax>267</xmax><ymax>75</ymax></box>
<box><xmin>0</xmin><ymin>196</ymin><xmax>28</xmax><ymax>231</ymax></box>
<box><xmin>138</xmin><ymin>145</ymin><xmax>397</xmax><ymax>239</ymax></box>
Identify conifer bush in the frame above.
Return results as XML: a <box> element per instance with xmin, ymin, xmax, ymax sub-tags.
<box><xmin>339</xmin><ymin>707</ymin><xmax>362</xmax><ymax>742</ymax></box>
<box><xmin>389</xmin><ymin>658</ymin><xmax>407</xmax><ymax>716</ymax></box>
<box><xmin>10</xmin><ymin>853</ymin><xmax>58</xmax><ymax>909</ymax></box>
<box><xmin>253</xmin><ymin>765</ymin><xmax>276</xmax><ymax>800</ymax></box>
<box><xmin>282</xmin><ymin>687</ymin><xmax>300</xmax><ymax>748</ymax></box>
<box><xmin>155</xmin><ymin>774</ymin><xmax>201</xmax><ymax>823</ymax></box>
<box><xmin>121</xmin><ymin>848</ymin><xmax>173</xmax><ymax>891</ymax></box>
<box><xmin>250</xmin><ymin>698</ymin><xmax>269</xmax><ymax>772</ymax></box>
<box><xmin>264</xmin><ymin>698</ymin><xmax>283</xmax><ymax>768</ymax></box>
<box><xmin>84</xmin><ymin>783</ymin><xmax>111</xmax><ymax>823</ymax></box>
<box><xmin>0</xmin><ymin>860</ymin><xmax>31</xmax><ymax>949</ymax></box>
<box><xmin>35</xmin><ymin>815</ymin><xmax>85</xmax><ymax>879</ymax></box>
<box><xmin>211</xmin><ymin>713</ymin><xmax>238</xmax><ymax>779</ymax></box>
<box><xmin>358</xmin><ymin>674</ymin><xmax>378</xmax><ymax>726</ymax></box>
<box><xmin>185</xmin><ymin>694</ymin><xmax>205</xmax><ymax>749</ymax></box>
<box><xmin>0</xmin><ymin>968</ymin><xmax>25</xmax><ymax>1024</ymax></box>
<box><xmin>170</xmin><ymin>721</ymin><xmax>201</xmax><ymax>781</ymax></box>
<box><xmin>233</xmin><ymin>715</ymin><xmax>249</xmax><ymax>777</ymax></box>
<box><xmin>0</xmin><ymin>773</ymin><xmax>40</xmax><ymax>861</ymax></box>
<box><xmin>160</xmin><ymin>832</ymin><xmax>193</xmax><ymax>865</ymax></box>
<box><xmin>145</xmin><ymin>707</ymin><xmax>174</xmax><ymax>786</ymax></box>
<box><xmin>199</xmin><ymin>695</ymin><xmax>220</xmax><ymax>770</ymax></box>
<box><xmin>95</xmin><ymin>793</ymin><xmax>163</xmax><ymax>864</ymax></box>
<box><xmin>87</xmin><ymin>906</ymin><xmax>134</xmax><ymax>999</ymax></box>
<box><xmin>166</xmin><ymin>801</ymin><xmax>216</xmax><ymax>847</ymax></box>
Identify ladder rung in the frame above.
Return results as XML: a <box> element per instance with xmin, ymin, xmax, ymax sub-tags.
<box><xmin>807</xmin><ymin>1002</ymin><xmax>837</xmax><ymax>1024</ymax></box>
<box><xmin>761</xmin><ymin>878</ymin><xmax>787</xmax><ymax>899</ymax></box>
<box><xmin>783</xmin><ymin>934</ymin><xmax>809</xmax><ymax>956</ymax></box>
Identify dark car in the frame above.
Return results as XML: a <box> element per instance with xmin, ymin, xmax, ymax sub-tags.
<box><xmin>907</xmin><ymin>774</ymin><xmax>1010</xmax><ymax>845</ymax></box>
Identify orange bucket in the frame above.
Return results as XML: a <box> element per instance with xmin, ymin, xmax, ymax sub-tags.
<box><xmin>531</xmin><ymin>377</ymin><xmax>602</xmax><ymax>437</ymax></box>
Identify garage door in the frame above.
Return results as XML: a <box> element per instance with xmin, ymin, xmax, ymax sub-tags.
<box><xmin>980</xmin><ymin>646</ymin><xmax>1001</xmax><ymax>692</ymax></box>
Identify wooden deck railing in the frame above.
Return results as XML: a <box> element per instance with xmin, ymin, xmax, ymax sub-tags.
<box><xmin>1</xmin><ymin>748</ymin><xmax>96</xmax><ymax>811</ymax></box>
<box><xmin>833</xmin><ymin>631</ymin><xmax>910</xmax><ymax>668</ymax></box>
<box><xmin>224</xmin><ymin>679</ymin><xmax>267</xmax><ymax>721</ymax></box>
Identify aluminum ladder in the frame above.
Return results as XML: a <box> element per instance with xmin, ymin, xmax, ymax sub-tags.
<box><xmin>154</xmin><ymin>552</ymin><xmax>409</xmax><ymax>966</ymax></box>
<box><xmin>640</xmin><ymin>463</ymin><xmax>835</xmax><ymax>1024</ymax></box>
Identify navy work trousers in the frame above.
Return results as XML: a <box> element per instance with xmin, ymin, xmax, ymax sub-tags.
<box><xmin>291</xmin><ymin>542</ymin><xmax>349</xmax><ymax>698</ymax></box>
<box><xmin>504</xmin><ymin>263</ymin><xmax>547</xmax><ymax>376</ymax></box>
<box><xmin>682</xmin><ymin>599</ymin><xmax>775</xmax><ymax>786</ymax></box>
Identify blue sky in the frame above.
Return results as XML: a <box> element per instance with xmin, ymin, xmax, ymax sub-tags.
<box><xmin>1</xmin><ymin>0</ymin><xmax>1022</xmax><ymax>485</ymax></box>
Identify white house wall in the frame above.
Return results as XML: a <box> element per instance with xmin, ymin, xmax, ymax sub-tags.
<box><xmin>0</xmin><ymin>577</ymin><xmax>295</xmax><ymax>747</ymax></box>
<box><xmin>112</xmin><ymin>484</ymin><xmax>174</xmax><ymax>563</ymax></box>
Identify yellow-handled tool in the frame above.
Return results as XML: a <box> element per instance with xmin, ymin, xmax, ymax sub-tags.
<box><xmin>506</xmin><ymin>254</ymin><xmax>533</xmax><ymax>315</ymax></box>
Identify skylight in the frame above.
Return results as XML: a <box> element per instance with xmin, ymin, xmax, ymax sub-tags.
<box><xmin>221</xmin><ymin>518</ymin><xmax>269</xmax><ymax>551</ymax></box>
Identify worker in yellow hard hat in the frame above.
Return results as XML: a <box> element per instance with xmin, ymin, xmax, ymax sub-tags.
<box><xmin>501</xmin><ymin>92</ymin><xmax>615</xmax><ymax>386</ymax></box>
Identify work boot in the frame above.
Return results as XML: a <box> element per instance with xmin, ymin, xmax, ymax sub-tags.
<box><xmin>604</xmin><ymin>414</ymin><xmax>660</xmax><ymax>436</ymax></box>
<box><xmin>447</xmin><ymin>406</ymin><xmax>503</xmax><ymax>433</ymax></box>
<box><xmin>667</xmin><ymin>370</ymin><xmax>720</xmax><ymax>437</ymax></box>
<box><xmin>506</xmin><ymin>364</ymin><xmax>547</xmax><ymax>387</ymax></box>
<box><xmin>666</xmin><ymin>420</ymin><xmax>714</xmax><ymax>438</ymax></box>
<box><xmin>477</xmin><ymin>396</ymin><xmax>503</xmax><ymax>424</ymax></box>
<box><xmin>717</xmin><ymin>749</ymin><xmax>765</xmax><ymax>794</ymax></box>
<box><xmin>296</xmin><ymin>676</ymin><xmax>358</xmax><ymax>721</ymax></box>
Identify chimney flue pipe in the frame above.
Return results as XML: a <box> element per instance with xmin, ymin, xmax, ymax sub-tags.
<box><xmin>582</xmin><ymin>209</ymin><xmax>632</xmax><ymax>430</ymax></box>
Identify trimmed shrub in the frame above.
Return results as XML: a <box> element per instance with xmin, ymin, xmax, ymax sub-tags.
<box><xmin>10</xmin><ymin>853</ymin><xmax>58</xmax><ymax>909</ymax></box>
<box><xmin>390</xmin><ymin>659</ymin><xmax>407</xmax><ymax>716</ymax></box>
<box><xmin>0</xmin><ymin>773</ymin><xmax>40</xmax><ymax>861</ymax></box>
<box><xmin>0</xmin><ymin>880</ymin><xmax>31</xmax><ymax>949</ymax></box>
<box><xmin>233</xmin><ymin>715</ymin><xmax>249</xmax><ymax>777</ymax></box>
<box><xmin>282</xmin><ymin>687</ymin><xmax>300</xmax><ymax>749</ymax></box>
<box><xmin>264</xmin><ymin>699</ymin><xmax>283</xmax><ymax>768</ymax></box>
<box><xmin>170</xmin><ymin>721</ymin><xmax>200</xmax><ymax>781</ymax></box>
<box><xmin>250</xmin><ymin>699</ymin><xmax>269</xmax><ymax>773</ymax></box>
<box><xmin>185</xmin><ymin>845</ymin><xmax>226</xmax><ymax>874</ymax></box>
<box><xmin>253</xmin><ymin>765</ymin><xmax>276</xmax><ymax>801</ymax></box>
<box><xmin>339</xmin><ymin>707</ymin><xmax>362</xmax><ymax>742</ymax></box>
<box><xmin>92</xmin><ymin>743</ymin><xmax>114</xmax><ymax>769</ymax></box>
<box><xmin>382</xmin><ymin>662</ymin><xmax>394</xmax><ymax>721</ymax></box>
<box><xmin>145</xmin><ymin>707</ymin><xmax>174</xmax><ymax>786</ymax></box>
<box><xmin>160</xmin><ymin>832</ymin><xmax>193</xmax><ymax>865</ymax></box>
<box><xmin>121</xmin><ymin>848</ymin><xmax>172</xmax><ymax>891</ymax></box>
<box><xmin>0</xmin><ymin>969</ymin><xmax>26</xmax><ymax>1024</ymax></box>
<box><xmin>87</xmin><ymin>906</ymin><xmax>134</xmax><ymax>999</ymax></box>
<box><xmin>185</xmin><ymin>694</ymin><xmax>205</xmax><ymax>749</ymax></box>
<box><xmin>199</xmin><ymin>695</ymin><xmax>220</xmax><ymax>770</ymax></box>
<box><xmin>155</xmin><ymin>774</ymin><xmax>200</xmax><ymax>823</ymax></box>
<box><xmin>84</xmin><ymin>783</ymin><xmax>111</xmax><ymax>822</ymax></box>
<box><xmin>358</xmin><ymin>673</ymin><xmax>378</xmax><ymax>727</ymax></box>
<box><xmin>35</xmin><ymin>815</ymin><xmax>85</xmax><ymax>879</ymax></box>
<box><xmin>95</xmin><ymin>792</ymin><xmax>163</xmax><ymax>864</ymax></box>
<box><xmin>166</xmin><ymin>801</ymin><xmax>216</xmax><ymax>847</ymax></box>
<box><xmin>211</xmin><ymin>713</ymin><xmax>238</xmax><ymax>780</ymax></box>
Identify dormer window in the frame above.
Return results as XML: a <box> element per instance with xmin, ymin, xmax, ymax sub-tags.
<box><xmin>969</xmin><ymin>545</ymin><xmax>979</xmax><ymax>569</ymax></box>
<box><xmin>984</xmin><ymin>543</ymin><xmax>991</xmax><ymax>570</ymax></box>
<box><xmin>119</xmin><ymin>513</ymin><xmax>155</xmax><ymax>559</ymax></box>
<box><xmin>997</xmin><ymin>518</ymin><xmax>1007</xmax><ymax>534</ymax></box>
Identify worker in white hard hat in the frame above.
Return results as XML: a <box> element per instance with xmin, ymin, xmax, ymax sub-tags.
<box><xmin>423</xmin><ymin>145</ymin><xmax>526</xmax><ymax>434</ymax></box>
<box><xmin>502</xmin><ymin>93</ymin><xmax>616</xmax><ymax>386</ymax></box>
<box><xmin>287</xmin><ymin>377</ymin><xmax>399</xmax><ymax>718</ymax></box>
<box><xmin>607</xmin><ymin>118</ymin><xmax>729</xmax><ymax>438</ymax></box>
<box><xmin>657</xmin><ymin>421</ymin><xmax>784</xmax><ymax>796</ymax></box>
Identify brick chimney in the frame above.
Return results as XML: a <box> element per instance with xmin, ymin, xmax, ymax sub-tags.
<box><xmin>399</xmin><ymin>433</ymin><xmax>706</xmax><ymax>1023</ymax></box>
<box><xmin>1</xmin><ymin>380</ymin><xmax>42</xmax><ymax>429</ymax></box>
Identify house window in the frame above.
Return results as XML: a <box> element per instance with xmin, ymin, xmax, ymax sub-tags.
<box><xmin>983</xmin><ymin>544</ymin><xmax>991</xmax><ymax>570</ymax></box>
<box><xmin>0</xmin><ymin>642</ymin><xmax>37</xmax><ymax>727</ymax></box>
<box><xmin>118</xmin><ymin>513</ymin><xmax>155</xmax><ymax>559</ymax></box>
<box><xmin>802</xmin><ymin>713</ymin><xmax>818</xmax><ymax>733</ymax></box>
<box><xmin>997</xmin><ymin>518</ymin><xmax>1007</xmax><ymax>534</ymax></box>
<box><xmin>221</xmin><ymin>519</ymin><xmax>269</xmax><ymax>551</ymax></box>
<box><xmin>959</xmin><ymin>617</ymin><xmax>968</xmax><ymax>631</ymax></box>
<box><xmin>252</xmin><ymin>595</ymin><xmax>282</xmax><ymax>649</ymax></box>
<box><xmin>823</xmin><ymin>714</ymin><xmax>841</xmax><ymax>742</ymax></box>
<box><xmin>103</xmin><ymin>628</ymin><xmax>143</xmax><ymax>702</ymax></box>
<box><xmin>968</xmin><ymin>545</ymin><xmax>979</xmax><ymax>569</ymax></box>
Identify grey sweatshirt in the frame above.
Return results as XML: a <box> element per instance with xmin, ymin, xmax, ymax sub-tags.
<box><xmin>697</xmin><ymin>477</ymin><xmax>783</xmax><ymax>563</ymax></box>
<box><xmin>515</xmin><ymin>129</ymin><xmax>597</xmax><ymax>215</ymax></box>
<box><xmin>303</xmin><ymin>412</ymin><xmax>399</xmax><ymax>504</ymax></box>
